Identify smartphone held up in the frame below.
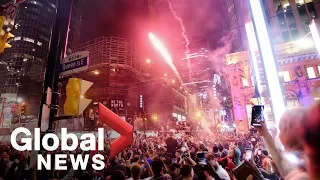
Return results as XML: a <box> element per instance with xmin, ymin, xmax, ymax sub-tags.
<box><xmin>251</xmin><ymin>105</ymin><xmax>265</xmax><ymax>127</ymax></box>
<box><xmin>245</xmin><ymin>149</ymin><xmax>252</xmax><ymax>161</ymax></box>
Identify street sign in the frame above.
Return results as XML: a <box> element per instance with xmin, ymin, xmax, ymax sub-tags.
<box><xmin>59</xmin><ymin>51</ymin><xmax>89</xmax><ymax>76</ymax></box>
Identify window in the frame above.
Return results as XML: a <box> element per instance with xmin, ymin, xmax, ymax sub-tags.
<box><xmin>23</xmin><ymin>37</ymin><xmax>34</xmax><ymax>43</ymax></box>
<box><xmin>280</xmin><ymin>71</ymin><xmax>291</xmax><ymax>82</ymax></box>
<box><xmin>139</xmin><ymin>95</ymin><xmax>143</xmax><ymax>108</ymax></box>
<box><xmin>49</xmin><ymin>3</ymin><xmax>57</xmax><ymax>9</ymax></box>
<box><xmin>307</xmin><ymin>67</ymin><xmax>316</xmax><ymax>78</ymax></box>
<box><xmin>282</xmin><ymin>31</ymin><xmax>291</xmax><ymax>42</ymax></box>
<box><xmin>291</xmin><ymin>29</ymin><xmax>299</xmax><ymax>40</ymax></box>
<box><xmin>242</xmin><ymin>77</ymin><xmax>249</xmax><ymax>87</ymax></box>
<box><xmin>172</xmin><ymin>113</ymin><xmax>178</xmax><ymax>118</ymax></box>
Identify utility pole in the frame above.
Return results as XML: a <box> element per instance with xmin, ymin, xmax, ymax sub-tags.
<box><xmin>37</xmin><ymin>0</ymin><xmax>73</xmax><ymax>132</ymax></box>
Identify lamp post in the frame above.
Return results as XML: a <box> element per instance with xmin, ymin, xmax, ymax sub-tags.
<box><xmin>38</xmin><ymin>0</ymin><xmax>73</xmax><ymax>132</ymax></box>
<box><xmin>249</xmin><ymin>0</ymin><xmax>286</xmax><ymax>128</ymax></box>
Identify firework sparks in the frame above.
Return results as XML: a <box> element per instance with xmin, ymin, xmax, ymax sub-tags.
<box><xmin>148</xmin><ymin>32</ymin><xmax>181</xmax><ymax>81</ymax></box>
<box><xmin>166</xmin><ymin>0</ymin><xmax>191</xmax><ymax>79</ymax></box>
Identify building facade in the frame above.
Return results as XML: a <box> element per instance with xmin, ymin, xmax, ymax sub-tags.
<box><xmin>226</xmin><ymin>0</ymin><xmax>320</xmax><ymax>52</ymax></box>
<box><xmin>0</xmin><ymin>0</ymin><xmax>58</xmax><ymax>94</ymax></box>
<box><xmin>70</xmin><ymin>36</ymin><xmax>148</xmax><ymax>116</ymax></box>
<box><xmin>225</xmin><ymin>41</ymin><xmax>320</xmax><ymax>133</ymax></box>
<box><xmin>71</xmin><ymin>36</ymin><xmax>191</xmax><ymax>131</ymax></box>
<box><xmin>135</xmin><ymin>82</ymin><xmax>188</xmax><ymax>129</ymax></box>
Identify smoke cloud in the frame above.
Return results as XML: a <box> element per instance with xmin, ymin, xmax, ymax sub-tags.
<box><xmin>208</xmin><ymin>32</ymin><xmax>233</xmax><ymax>68</ymax></box>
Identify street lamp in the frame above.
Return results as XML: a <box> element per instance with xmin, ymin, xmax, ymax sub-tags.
<box><xmin>249</xmin><ymin>0</ymin><xmax>286</xmax><ymax>127</ymax></box>
<box><xmin>196</xmin><ymin>111</ymin><xmax>201</xmax><ymax>119</ymax></box>
<box><xmin>152</xmin><ymin>114</ymin><xmax>158</xmax><ymax>121</ymax></box>
<box><xmin>93</xmin><ymin>70</ymin><xmax>100</xmax><ymax>75</ymax></box>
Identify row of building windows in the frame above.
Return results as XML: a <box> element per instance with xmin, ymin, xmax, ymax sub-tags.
<box><xmin>280</xmin><ymin>66</ymin><xmax>320</xmax><ymax>82</ymax></box>
<box><xmin>274</xmin><ymin>0</ymin><xmax>318</xmax><ymax>42</ymax></box>
<box><xmin>241</xmin><ymin>65</ymin><xmax>320</xmax><ymax>87</ymax></box>
<box><xmin>26</xmin><ymin>0</ymin><xmax>57</xmax><ymax>10</ymax></box>
<box><xmin>13</xmin><ymin>36</ymin><xmax>43</xmax><ymax>46</ymax></box>
<box><xmin>172</xmin><ymin>113</ymin><xmax>186</xmax><ymax>121</ymax></box>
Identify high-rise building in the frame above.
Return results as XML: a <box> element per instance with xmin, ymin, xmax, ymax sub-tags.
<box><xmin>225</xmin><ymin>0</ymin><xmax>320</xmax><ymax>52</ymax></box>
<box><xmin>225</xmin><ymin>0</ymin><xmax>247</xmax><ymax>52</ymax></box>
<box><xmin>0</xmin><ymin>0</ymin><xmax>58</xmax><ymax>94</ymax></box>
<box><xmin>177</xmin><ymin>36</ymin><xmax>212</xmax><ymax>93</ymax></box>
<box><xmin>224</xmin><ymin>0</ymin><xmax>320</xmax><ymax>133</ymax></box>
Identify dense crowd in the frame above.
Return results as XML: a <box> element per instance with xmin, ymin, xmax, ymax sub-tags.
<box><xmin>0</xmin><ymin>102</ymin><xmax>320</xmax><ymax>180</ymax></box>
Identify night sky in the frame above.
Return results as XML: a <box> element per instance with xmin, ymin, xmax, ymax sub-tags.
<box><xmin>73</xmin><ymin>0</ymin><xmax>229</xmax><ymax>51</ymax></box>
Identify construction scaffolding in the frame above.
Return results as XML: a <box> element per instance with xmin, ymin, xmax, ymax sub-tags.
<box><xmin>72</xmin><ymin>36</ymin><xmax>146</xmax><ymax>76</ymax></box>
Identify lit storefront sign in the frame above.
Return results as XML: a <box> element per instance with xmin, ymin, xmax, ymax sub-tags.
<box><xmin>139</xmin><ymin>95</ymin><xmax>143</xmax><ymax>109</ymax></box>
<box><xmin>110</xmin><ymin>99</ymin><xmax>124</xmax><ymax>112</ymax></box>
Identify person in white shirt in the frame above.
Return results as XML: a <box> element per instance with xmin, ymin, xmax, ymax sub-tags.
<box><xmin>207</xmin><ymin>153</ymin><xmax>231</xmax><ymax>180</ymax></box>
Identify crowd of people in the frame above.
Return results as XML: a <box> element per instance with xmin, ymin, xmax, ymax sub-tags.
<box><xmin>0</xmin><ymin>102</ymin><xmax>320</xmax><ymax>180</ymax></box>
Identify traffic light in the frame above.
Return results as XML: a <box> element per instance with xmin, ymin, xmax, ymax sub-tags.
<box><xmin>64</xmin><ymin>78</ymin><xmax>93</xmax><ymax>116</ymax></box>
<box><xmin>152</xmin><ymin>114</ymin><xmax>158</xmax><ymax>121</ymax></box>
<box><xmin>0</xmin><ymin>32</ymin><xmax>14</xmax><ymax>53</ymax></box>
<box><xmin>88</xmin><ymin>108</ymin><xmax>94</xmax><ymax>120</ymax></box>
<box><xmin>0</xmin><ymin>16</ymin><xmax>5</xmax><ymax>35</ymax></box>
<box><xmin>0</xmin><ymin>15</ymin><xmax>14</xmax><ymax>53</ymax></box>
<box><xmin>196</xmin><ymin>111</ymin><xmax>202</xmax><ymax>119</ymax></box>
<box><xmin>18</xmin><ymin>102</ymin><xmax>26</xmax><ymax>115</ymax></box>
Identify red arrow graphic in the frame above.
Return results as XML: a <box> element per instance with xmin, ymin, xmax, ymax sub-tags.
<box><xmin>99</xmin><ymin>103</ymin><xmax>133</xmax><ymax>159</ymax></box>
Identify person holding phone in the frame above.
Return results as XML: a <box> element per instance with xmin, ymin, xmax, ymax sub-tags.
<box><xmin>251</xmin><ymin>105</ymin><xmax>265</xmax><ymax>127</ymax></box>
<box><xmin>256</xmin><ymin>108</ymin><xmax>309</xmax><ymax>180</ymax></box>
<box><xmin>245</xmin><ymin>149</ymin><xmax>252</xmax><ymax>161</ymax></box>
